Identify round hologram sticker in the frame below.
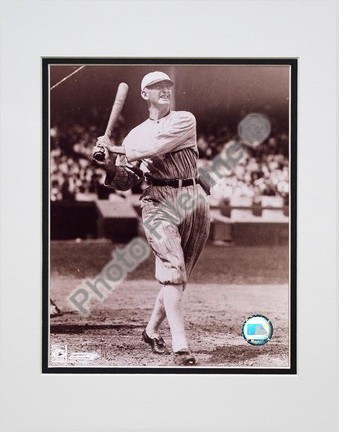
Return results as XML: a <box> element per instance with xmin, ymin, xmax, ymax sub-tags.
<box><xmin>242</xmin><ymin>314</ymin><xmax>273</xmax><ymax>346</ymax></box>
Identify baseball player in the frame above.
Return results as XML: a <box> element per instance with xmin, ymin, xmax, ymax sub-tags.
<box><xmin>94</xmin><ymin>71</ymin><xmax>210</xmax><ymax>366</ymax></box>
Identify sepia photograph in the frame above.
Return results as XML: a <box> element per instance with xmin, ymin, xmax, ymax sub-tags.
<box><xmin>43</xmin><ymin>59</ymin><xmax>296</xmax><ymax>373</ymax></box>
<box><xmin>1</xmin><ymin>1</ymin><xmax>336</xmax><ymax>430</ymax></box>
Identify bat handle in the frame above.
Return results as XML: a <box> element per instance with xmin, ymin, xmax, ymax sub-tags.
<box><xmin>103</xmin><ymin>133</ymin><xmax>114</xmax><ymax>146</ymax></box>
<box><xmin>92</xmin><ymin>143</ymin><xmax>106</xmax><ymax>162</ymax></box>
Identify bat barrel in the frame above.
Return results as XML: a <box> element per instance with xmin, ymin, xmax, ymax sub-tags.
<box><xmin>105</xmin><ymin>83</ymin><xmax>129</xmax><ymax>140</ymax></box>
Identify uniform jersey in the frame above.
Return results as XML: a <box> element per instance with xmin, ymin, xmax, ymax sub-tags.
<box><xmin>104</xmin><ymin>110</ymin><xmax>210</xmax><ymax>286</ymax></box>
<box><xmin>104</xmin><ymin>111</ymin><xmax>198</xmax><ymax>190</ymax></box>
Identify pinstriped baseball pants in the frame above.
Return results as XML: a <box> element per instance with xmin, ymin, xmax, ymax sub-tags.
<box><xmin>141</xmin><ymin>184</ymin><xmax>210</xmax><ymax>286</ymax></box>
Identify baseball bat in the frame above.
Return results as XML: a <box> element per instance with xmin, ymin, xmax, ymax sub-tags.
<box><xmin>105</xmin><ymin>82</ymin><xmax>129</xmax><ymax>140</ymax></box>
<box><xmin>93</xmin><ymin>82</ymin><xmax>128</xmax><ymax>161</ymax></box>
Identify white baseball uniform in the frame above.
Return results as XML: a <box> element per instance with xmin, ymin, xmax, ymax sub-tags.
<box><xmin>104</xmin><ymin>109</ymin><xmax>210</xmax><ymax>354</ymax></box>
<box><xmin>105</xmin><ymin>110</ymin><xmax>210</xmax><ymax>286</ymax></box>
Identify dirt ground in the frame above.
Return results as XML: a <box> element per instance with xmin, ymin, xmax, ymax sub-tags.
<box><xmin>49</xmin><ymin>241</ymin><xmax>290</xmax><ymax>369</ymax></box>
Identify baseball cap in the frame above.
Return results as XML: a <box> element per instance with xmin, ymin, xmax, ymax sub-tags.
<box><xmin>141</xmin><ymin>71</ymin><xmax>174</xmax><ymax>91</ymax></box>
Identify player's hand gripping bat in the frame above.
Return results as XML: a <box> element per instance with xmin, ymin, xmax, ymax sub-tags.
<box><xmin>92</xmin><ymin>82</ymin><xmax>128</xmax><ymax>161</ymax></box>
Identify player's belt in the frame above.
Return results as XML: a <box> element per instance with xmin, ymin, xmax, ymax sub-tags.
<box><xmin>145</xmin><ymin>176</ymin><xmax>199</xmax><ymax>188</ymax></box>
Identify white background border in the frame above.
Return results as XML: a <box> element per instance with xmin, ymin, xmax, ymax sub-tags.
<box><xmin>0</xmin><ymin>1</ymin><xmax>336</xmax><ymax>431</ymax></box>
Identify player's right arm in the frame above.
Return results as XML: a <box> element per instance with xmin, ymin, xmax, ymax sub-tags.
<box><xmin>124</xmin><ymin>111</ymin><xmax>196</xmax><ymax>162</ymax></box>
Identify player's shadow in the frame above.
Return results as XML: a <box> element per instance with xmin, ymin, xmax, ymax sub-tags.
<box><xmin>50</xmin><ymin>323</ymin><xmax>145</xmax><ymax>334</ymax></box>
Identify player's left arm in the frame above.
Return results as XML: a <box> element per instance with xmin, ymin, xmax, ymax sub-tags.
<box><xmin>93</xmin><ymin>137</ymin><xmax>143</xmax><ymax>191</ymax></box>
<box><xmin>104</xmin><ymin>162</ymin><xmax>143</xmax><ymax>191</ymax></box>
<box><xmin>125</xmin><ymin>112</ymin><xmax>196</xmax><ymax>162</ymax></box>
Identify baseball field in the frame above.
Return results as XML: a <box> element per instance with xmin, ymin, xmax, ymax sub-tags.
<box><xmin>49</xmin><ymin>240</ymin><xmax>289</xmax><ymax>369</ymax></box>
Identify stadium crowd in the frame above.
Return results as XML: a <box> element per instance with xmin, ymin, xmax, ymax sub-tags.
<box><xmin>50</xmin><ymin>119</ymin><xmax>289</xmax><ymax>205</ymax></box>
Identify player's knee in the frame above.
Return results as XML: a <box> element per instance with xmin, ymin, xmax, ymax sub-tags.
<box><xmin>155</xmin><ymin>265</ymin><xmax>187</xmax><ymax>286</ymax></box>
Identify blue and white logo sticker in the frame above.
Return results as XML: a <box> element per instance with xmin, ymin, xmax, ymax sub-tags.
<box><xmin>242</xmin><ymin>314</ymin><xmax>273</xmax><ymax>346</ymax></box>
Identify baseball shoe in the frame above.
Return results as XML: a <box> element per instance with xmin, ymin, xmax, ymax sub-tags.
<box><xmin>173</xmin><ymin>350</ymin><xmax>196</xmax><ymax>366</ymax></box>
<box><xmin>142</xmin><ymin>330</ymin><xmax>169</xmax><ymax>354</ymax></box>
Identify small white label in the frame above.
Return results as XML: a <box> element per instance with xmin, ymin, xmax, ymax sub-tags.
<box><xmin>68</xmin><ymin>352</ymin><xmax>100</xmax><ymax>362</ymax></box>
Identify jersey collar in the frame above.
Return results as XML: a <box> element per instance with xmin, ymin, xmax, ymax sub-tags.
<box><xmin>149</xmin><ymin>110</ymin><xmax>172</xmax><ymax>122</ymax></box>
